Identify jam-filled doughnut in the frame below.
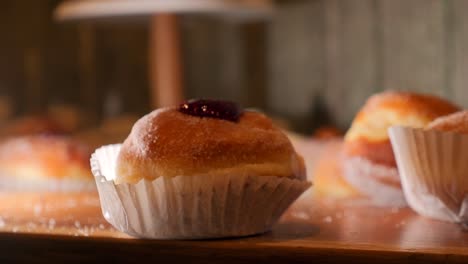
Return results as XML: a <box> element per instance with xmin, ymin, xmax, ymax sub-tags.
<box><xmin>92</xmin><ymin>99</ymin><xmax>311</xmax><ymax>239</ymax></box>
<box><xmin>116</xmin><ymin>99</ymin><xmax>306</xmax><ymax>184</ymax></box>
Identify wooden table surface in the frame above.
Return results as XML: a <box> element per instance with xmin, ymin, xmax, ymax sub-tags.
<box><xmin>0</xmin><ymin>139</ymin><xmax>466</xmax><ymax>263</ymax></box>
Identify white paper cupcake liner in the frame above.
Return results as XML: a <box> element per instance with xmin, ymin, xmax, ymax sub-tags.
<box><xmin>0</xmin><ymin>173</ymin><xmax>96</xmax><ymax>193</ymax></box>
<box><xmin>342</xmin><ymin>156</ymin><xmax>406</xmax><ymax>207</ymax></box>
<box><xmin>389</xmin><ymin>126</ymin><xmax>468</xmax><ymax>225</ymax></box>
<box><xmin>91</xmin><ymin>144</ymin><xmax>311</xmax><ymax>239</ymax></box>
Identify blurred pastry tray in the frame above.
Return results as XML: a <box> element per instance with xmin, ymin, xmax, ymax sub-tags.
<box><xmin>0</xmin><ymin>191</ymin><xmax>466</xmax><ymax>264</ymax></box>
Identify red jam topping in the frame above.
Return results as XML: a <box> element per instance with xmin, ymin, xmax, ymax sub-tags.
<box><xmin>178</xmin><ymin>99</ymin><xmax>243</xmax><ymax>122</ymax></box>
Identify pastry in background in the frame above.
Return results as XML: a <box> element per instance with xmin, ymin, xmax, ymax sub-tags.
<box><xmin>343</xmin><ymin>91</ymin><xmax>459</xmax><ymax>207</ymax></box>
<box><xmin>389</xmin><ymin>110</ymin><xmax>468</xmax><ymax>223</ymax></box>
<box><xmin>312</xmin><ymin>140</ymin><xmax>361</xmax><ymax>199</ymax></box>
<box><xmin>47</xmin><ymin>104</ymin><xmax>85</xmax><ymax>133</ymax></box>
<box><xmin>284</xmin><ymin>130</ymin><xmax>322</xmax><ymax>183</ymax></box>
<box><xmin>285</xmin><ymin>125</ymin><xmax>349</xmax><ymax>199</ymax></box>
<box><xmin>0</xmin><ymin>115</ymin><xmax>67</xmax><ymax>139</ymax></box>
<box><xmin>287</xmin><ymin>130</ymin><xmax>359</xmax><ymax>199</ymax></box>
<box><xmin>92</xmin><ymin>99</ymin><xmax>311</xmax><ymax>239</ymax></box>
<box><xmin>0</xmin><ymin>135</ymin><xmax>95</xmax><ymax>192</ymax></box>
<box><xmin>0</xmin><ymin>104</ymin><xmax>84</xmax><ymax>140</ymax></box>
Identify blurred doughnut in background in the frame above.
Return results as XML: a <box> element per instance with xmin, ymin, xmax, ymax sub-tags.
<box><xmin>0</xmin><ymin>135</ymin><xmax>95</xmax><ymax>192</ymax></box>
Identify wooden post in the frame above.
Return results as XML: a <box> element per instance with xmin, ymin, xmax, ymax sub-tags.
<box><xmin>150</xmin><ymin>14</ymin><xmax>184</xmax><ymax>108</ymax></box>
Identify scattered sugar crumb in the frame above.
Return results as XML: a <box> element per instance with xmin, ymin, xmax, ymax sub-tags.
<box><xmin>27</xmin><ymin>222</ymin><xmax>37</xmax><ymax>229</ymax></box>
<box><xmin>395</xmin><ymin>221</ymin><xmax>406</xmax><ymax>228</ymax></box>
<box><xmin>335</xmin><ymin>212</ymin><xmax>343</xmax><ymax>219</ymax></box>
<box><xmin>48</xmin><ymin>218</ymin><xmax>56</xmax><ymax>229</ymax></box>
<box><xmin>76</xmin><ymin>225</ymin><xmax>90</xmax><ymax>237</ymax></box>
<box><xmin>33</xmin><ymin>204</ymin><xmax>42</xmax><ymax>216</ymax></box>
<box><xmin>293</xmin><ymin>211</ymin><xmax>309</xmax><ymax>220</ymax></box>
<box><xmin>323</xmin><ymin>216</ymin><xmax>333</xmax><ymax>223</ymax></box>
<box><xmin>65</xmin><ymin>199</ymin><xmax>78</xmax><ymax>208</ymax></box>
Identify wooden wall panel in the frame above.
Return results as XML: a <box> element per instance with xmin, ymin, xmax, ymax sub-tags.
<box><xmin>22</xmin><ymin>0</ymin><xmax>54</xmax><ymax>113</ymax></box>
<box><xmin>181</xmin><ymin>17</ymin><xmax>245</xmax><ymax>104</ymax></box>
<box><xmin>267</xmin><ymin>0</ymin><xmax>325</xmax><ymax>121</ymax></box>
<box><xmin>451</xmin><ymin>0</ymin><xmax>468</xmax><ymax>108</ymax></box>
<box><xmin>2</xmin><ymin>0</ymin><xmax>468</xmax><ymax>131</ymax></box>
<box><xmin>77</xmin><ymin>23</ymin><xmax>97</xmax><ymax>120</ymax></box>
<box><xmin>0</xmin><ymin>2</ymin><xmax>22</xmax><ymax>115</ymax></box>
<box><xmin>43</xmin><ymin>0</ymin><xmax>80</xmax><ymax>108</ymax></box>
<box><xmin>217</xmin><ymin>21</ymin><xmax>245</xmax><ymax>104</ymax></box>
<box><xmin>181</xmin><ymin>17</ymin><xmax>221</xmax><ymax>100</ymax></box>
<box><xmin>6</xmin><ymin>1</ymin><xmax>48</xmax><ymax>114</ymax></box>
<box><xmin>324</xmin><ymin>0</ymin><xmax>380</xmax><ymax>128</ymax></box>
<box><xmin>112</xmin><ymin>25</ymin><xmax>149</xmax><ymax>115</ymax></box>
<box><xmin>0</xmin><ymin>0</ymin><xmax>150</xmax><ymax>123</ymax></box>
<box><xmin>323</xmin><ymin>0</ymin><xmax>342</xmax><ymax>128</ymax></box>
<box><xmin>94</xmin><ymin>24</ymin><xmax>149</xmax><ymax>120</ymax></box>
<box><xmin>379</xmin><ymin>0</ymin><xmax>447</xmax><ymax>96</ymax></box>
<box><xmin>243</xmin><ymin>22</ymin><xmax>267</xmax><ymax>110</ymax></box>
<box><xmin>334</xmin><ymin>0</ymin><xmax>379</xmax><ymax>126</ymax></box>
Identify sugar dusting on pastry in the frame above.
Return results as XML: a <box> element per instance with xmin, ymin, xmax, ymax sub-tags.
<box><xmin>426</xmin><ymin>110</ymin><xmax>468</xmax><ymax>134</ymax></box>
<box><xmin>116</xmin><ymin>106</ymin><xmax>306</xmax><ymax>184</ymax></box>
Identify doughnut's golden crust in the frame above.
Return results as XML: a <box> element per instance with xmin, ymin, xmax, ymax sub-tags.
<box><xmin>345</xmin><ymin>91</ymin><xmax>460</xmax><ymax>142</ymax></box>
<box><xmin>344</xmin><ymin>91</ymin><xmax>459</xmax><ymax>166</ymax></box>
<box><xmin>116</xmin><ymin>108</ymin><xmax>306</xmax><ymax>184</ymax></box>
<box><xmin>0</xmin><ymin>136</ymin><xmax>93</xmax><ymax>180</ymax></box>
<box><xmin>426</xmin><ymin>110</ymin><xmax>468</xmax><ymax>134</ymax></box>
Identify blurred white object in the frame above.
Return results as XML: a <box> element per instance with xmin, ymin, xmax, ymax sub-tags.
<box><xmin>102</xmin><ymin>90</ymin><xmax>122</xmax><ymax>119</ymax></box>
<box><xmin>55</xmin><ymin>0</ymin><xmax>273</xmax><ymax>21</ymax></box>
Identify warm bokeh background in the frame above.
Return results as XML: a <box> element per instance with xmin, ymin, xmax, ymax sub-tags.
<box><xmin>1</xmin><ymin>0</ymin><xmax>468</xmax><ymax>133</ymax></box>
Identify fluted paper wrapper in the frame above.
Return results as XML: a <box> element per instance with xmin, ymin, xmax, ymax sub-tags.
<box><xmin>389</xmin><ymin>126</ymin><xmax>468</xmax><ymax>224</ymax></box>
<box><xmin>91</xmin><ymin>144</ymin><xmax>311</xmax><ymax>239</ymax></box>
